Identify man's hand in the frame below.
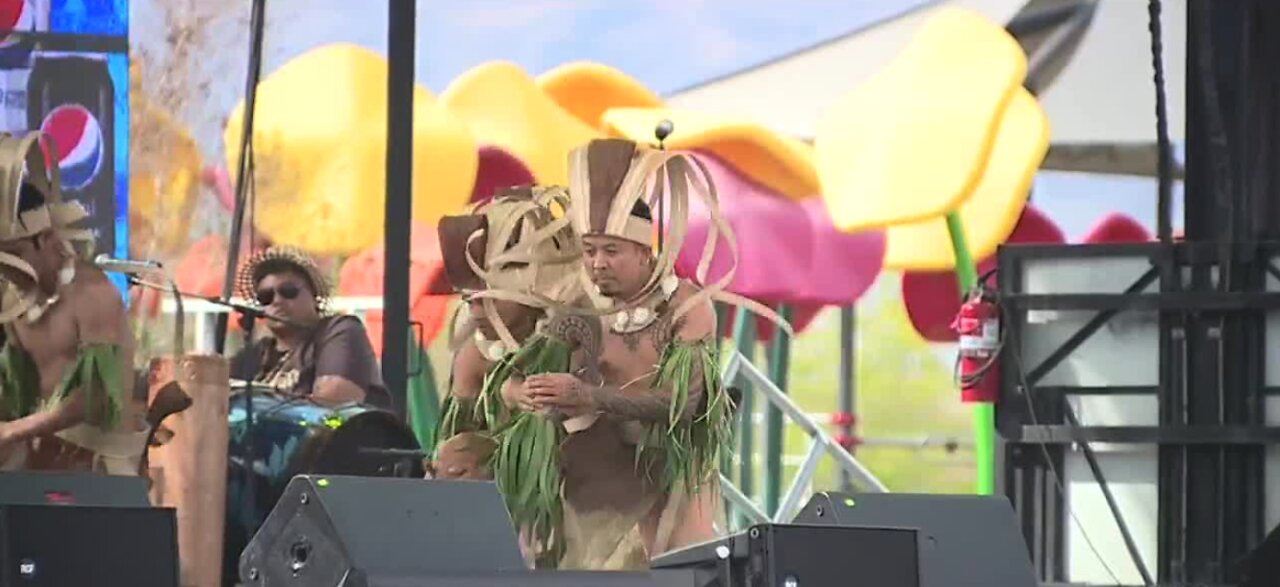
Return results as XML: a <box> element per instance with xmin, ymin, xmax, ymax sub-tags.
<box><xmin>427</xmin><ymin>432</ymin><xmax>495</xmax><ymax>481</ymax></box>
<box><xmin>526</xmin><ymin>373</ymin><xmax>597</xmax><ymax>416</ymax></box>
<box><xmin>501</xmin><ymin>376</ymin><xmax>538</xmax><ymax>412</ymax></box>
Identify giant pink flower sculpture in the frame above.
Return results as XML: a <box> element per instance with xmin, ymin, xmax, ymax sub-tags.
<box><xmin>902</xmin><ymin>209</ymin><xmax>1152</xmax><ymax>342</ymax></box>
<box><xmin>676</xmin><ymin>151</ymin><xmax>885</xmax><ymax>338</ymax></box>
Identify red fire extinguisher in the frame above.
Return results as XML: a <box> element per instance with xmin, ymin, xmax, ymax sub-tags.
<box><xmin>952</xmin><ymin>285</ymin><xmax>1002</xmax><ymax>403</ymax></box>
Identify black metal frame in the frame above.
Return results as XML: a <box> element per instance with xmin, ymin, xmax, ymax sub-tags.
<box><xmin>381</xmin><ymin>0</ymin><xmax>416</xmax><ymax>418</ymax></box>
<box><xmin>996</xmin><ymin>239</ymin><xmax>1280</xmax><ymax>585</ymax></box>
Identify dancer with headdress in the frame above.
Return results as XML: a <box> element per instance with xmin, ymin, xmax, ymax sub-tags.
<box><xmin>499</xmin><ymin>137</ymin><xmax>789</xmax><ymax>570</ymax></box>
<box><xmin>0</xmin><ymin>131</ymin><xmax>148</xmax><ymax>473</ymax></box>
<box><xmin>432</xmin><ymin>185</ymin><xmax>588</xmax><ymax>566</ymax></box>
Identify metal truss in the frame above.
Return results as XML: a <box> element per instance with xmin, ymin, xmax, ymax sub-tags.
<box><xmin>718</xmin><ymin>349</ymin><xmax>887</xmax><ymax>526</ymax></box>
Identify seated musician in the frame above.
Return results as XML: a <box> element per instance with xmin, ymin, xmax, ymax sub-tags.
<box><xmin>430</xmin><ymin>186</ymin><xmax>582</xmax><ymax>482</ymax></box>
<box><xmin>0</xmin><ymin>131</ymin><xmax>147</xmax><ymax>474</ymax></box>
<box><xmin>230</xmin><ymin>246</ymin><xmax>389</xmax><ymax>408</ymax></box>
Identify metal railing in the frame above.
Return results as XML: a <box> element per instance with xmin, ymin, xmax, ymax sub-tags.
<box><xmin>718</xmin><ymin>349</ymin><xmax>888</xmax><ymax>524</ymax></box>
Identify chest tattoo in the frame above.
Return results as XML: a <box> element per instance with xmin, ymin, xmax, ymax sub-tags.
<box><xmin>619</xmin><ymin>301</ymin><xmax>689</xmax><ymax>353</ymax></box>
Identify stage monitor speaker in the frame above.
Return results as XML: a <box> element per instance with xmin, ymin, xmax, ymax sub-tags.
<box><xmin>239</xmin><ymin>475</ymin><xmax>526</xmax><ymax>587</ymax></box>
<box><xmin>355</xmin><ymin>569</ymin><xmax>706</xmax><ymax>587</ymax></box>
<box><xmin>793</xmin><ymin>492</ymin><xmax>1037</xmax><ymax>587</ymax></box>
<box><xmin>0</xmin><ymin>471</ymin><xmax>149</xmax><ymax>507</ymax></box>
<box><xmin>651</xmin><ymin>523</ymin><xmax>920</xmax><ymax>587</ymax></box>
<box><xmin>0</xmin><ymin>503</ymin><xmax>178</xmax><ymax>586</ymax></box>
<box><xmin>1239</xmin><ymin>521</ymin><xmax>1280</xmax><ymax>587</ymax></box>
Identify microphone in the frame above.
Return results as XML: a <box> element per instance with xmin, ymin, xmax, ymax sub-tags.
<box><xmin>94</xmin><ymin>254</ymin><xmax>163</xmax><ymax>275</ymax></box>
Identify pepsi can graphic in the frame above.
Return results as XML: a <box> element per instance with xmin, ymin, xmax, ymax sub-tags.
<box><xmin>27</xmin><ymin>53</ymin><xmax>113</xmax><ymax>256</ymax></box>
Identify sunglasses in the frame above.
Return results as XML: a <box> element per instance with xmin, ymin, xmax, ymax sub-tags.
<box><xmin>255</xmin><ymin>283</ymin><xmax>303</xmax><ymax>306</ymax></box>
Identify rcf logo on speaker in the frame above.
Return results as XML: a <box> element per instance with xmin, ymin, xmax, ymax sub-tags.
<box><xmin>18</xmin><ymin>558</ymin><xmax>36</xmax><ymax>579</ymax></box>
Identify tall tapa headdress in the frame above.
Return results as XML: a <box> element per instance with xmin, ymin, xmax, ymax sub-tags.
<box><xmin>567</xmin><ymin>135</ymin><xmax>790</xmax><ymax>332</ymax></box>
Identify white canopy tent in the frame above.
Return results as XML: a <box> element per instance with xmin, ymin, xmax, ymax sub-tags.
<box><xmin>666</xmin><ymin>0</ymin><xmax>1186</xmax><ymax>177</ymax></box>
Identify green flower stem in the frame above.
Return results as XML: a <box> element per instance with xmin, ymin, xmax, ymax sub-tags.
<box><xmin>946</xmin><ymin>211</ymin><xmax>995</xmax><ymax>496</ymax></box>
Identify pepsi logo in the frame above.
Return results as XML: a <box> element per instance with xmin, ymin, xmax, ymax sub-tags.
<box><xmin>0</xmin><ymin>0</ymin><xmax>34</xmax><ymax>50</ymax></box>
<box><xmin>39</xmin><ymin>104</ymin><xmax>104</xmax><ymax>191</ymax></box>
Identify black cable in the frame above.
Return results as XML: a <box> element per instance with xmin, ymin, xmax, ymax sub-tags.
<box><xmin>1061</xmin><ymin>403</ymin><xmax>1156</xmax><ymax>586</ymax></box>
<box><xmin>215</xmin><ymin>0</ymin><xmax>269</xmax><ymax>354</ymax></box>
<box><xmin>1149</xmin><ymin>0</ymin><xmax>1174</xmax><ymax>244</ymax></box>
<box><xmin>247</xmin><ymin>156</ymin><xmax>256</xmax><ymax>254</ymax></box>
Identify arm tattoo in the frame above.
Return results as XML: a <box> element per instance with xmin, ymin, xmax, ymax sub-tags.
<box><xmin>546</xmin><ymin>313</ymin><xmax>604</xmax><ymax>383</ymax></box>
<box><xmin>547</xmin><ymin>312</ymin><xmax>602</xmax><ymax>359</ymax></box>
<box><xmin>591</xmin><ymin>359</ymin><xmax>707</xmax><ymax>422</ymax></box>
<box><xmin>592</xmin><ymin>384</ymin><xmax>676</xmax><ymax>421</ymax></box>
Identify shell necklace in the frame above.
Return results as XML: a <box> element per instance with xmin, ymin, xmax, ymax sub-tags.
<box><xmin>610</xmin><ymin>274</ymin><xmax>679</xmax><ymax>334</ymax></box>
<box><xmin>24</xmin><ymin>259</ymin><xmax>76</xmax><ymax>323</ymax></box>
<box><xmin>474</xmin><ymin>317</ymin><xmax>547</xmax><ymax>361</ymax></box>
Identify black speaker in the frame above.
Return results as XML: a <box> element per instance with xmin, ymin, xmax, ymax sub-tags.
<box><xmin>239</xmin><ymin>475</ymin><xmax>526</xmax><ymax>586</ymax></box>
<box><xmin>651</xmin><ymin>523</ymin><xmax>921</xmax><ymax>587</ymax></box>
<box><xmin>345</xmin><ymin>569</ymin><xmax>705</xmax><ymax>587</ymax></box>
<box><xmin>0</xmin><ymin>471</ymin><xmax>149</xmax><ymax>507</ymax></box>
<box><xmin>0</xmin><ymin>503</ymin><xmax>178</xmax><ymax>586</ymax></box>
<box><xmin>1239</xmin><ymin>521</ymin><xmax>1280</xmax><ymax>587</ymax></box>
<box><xmin>792</xmin><ymin>492</ymin><xmax>1037</xmax><ymax>587</ymax></box>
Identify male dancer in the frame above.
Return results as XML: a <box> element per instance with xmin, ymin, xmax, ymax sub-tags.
<box><xmin>431</xmin><ymin>186</ymin><xmax>582</xmax><ymax>483</ymax></box>
<box><xmin>0</xmin><ymin>132</ymin><xmax>146</xmax><ymax>473</ymax></box>
<box><xmin>509</xmin><ymin>138</ymin><xmax>784</xmax><ymax>569</ymax></box>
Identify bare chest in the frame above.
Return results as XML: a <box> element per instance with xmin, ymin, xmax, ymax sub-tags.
<box><xmin>598</xmin><ymin>319</ymin><xmax>665</xmax><ymax>388</ymax></box>
<box><xmin>12</xmin><ymin>301</ymin><xmax>81</xmax><ymax>397</ymax></box>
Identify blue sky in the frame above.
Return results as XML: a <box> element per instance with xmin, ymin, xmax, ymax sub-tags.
<box><xmin>130</xmin><ymin>0</ymin><xmax>1178</xmax><ymax>239</ymax></box>
<box><xmin>259</xmin><ymin>0</ymin><xmax>928</xmax><ymax>94</ymax></box>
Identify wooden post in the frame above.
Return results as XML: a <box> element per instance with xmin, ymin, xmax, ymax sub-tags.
<box><xmin>146</xmin><ymin>355</ymin><xmax>229</xmax><ymax>587</ymax></box>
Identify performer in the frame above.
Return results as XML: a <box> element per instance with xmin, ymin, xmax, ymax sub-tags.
<box><xmin>0</xmin><ymin>132</ymin><xmax>147</xmax><ymax>473</ymax></box>
<box><xmin>231</xmin><ymin>246</ymin><xmax>388</xmax><ymax>407</ymax></box>
<box><xmin>498</xmin><ymin>138</ymin><xmax>785</xmax><ymax>570</ymax></box>
<box><xmin>431</xmin><ymin>186</ymin><xmax>588</xmax><ymax>570</ymax></box>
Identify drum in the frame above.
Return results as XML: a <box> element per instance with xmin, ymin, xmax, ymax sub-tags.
<box><xmin>222</xmin><ymin>389</ymin><xmax>423</xmax><ymax>580</ymax></box>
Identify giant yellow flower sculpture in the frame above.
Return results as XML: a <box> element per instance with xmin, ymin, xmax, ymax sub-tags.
<box><xmin>601</xmin><ymin>108</ymin><xmax>820</xmax><ymax>202</ymax></box>
<box><xmin>813</xmin><ymin>8</ymin><xmax>1051</xmax><ymax>498</ymax></box>
<box><xmin>815</xmin><ymin>7</ymin><xmax>1047</xmax><ymax>270</ymax></box>
<box><xmin>439</xmin><ymin>61</ymin><xmax>600</xmax><ymax>186</ymax></box>
<box><xmin>536</xmin><ymin>61</ymin><xmax>663</xmax><ymax>130</ymax></box>
<box><xmin>223</xmin><ymin>44</ymin><xmax>477</xmax><ymax>254</ymax></box>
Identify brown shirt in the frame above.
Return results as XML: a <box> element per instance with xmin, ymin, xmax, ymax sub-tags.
<box><xmin>232</xmin><ymin>315</ymin><xmax>389</xmax><ymax>408</ymax></box>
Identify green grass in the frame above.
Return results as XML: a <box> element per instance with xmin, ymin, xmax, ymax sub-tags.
<box><xmin>724</xmin><ymin>274</ymin><xmax>975</xmax><ymax>510</ymax></box>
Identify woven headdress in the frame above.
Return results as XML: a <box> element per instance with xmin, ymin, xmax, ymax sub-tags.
<box><xmin>235</xmin><ymin>245</ymin><xmax>333</xmax><ymax>314</ymax></box>
<box><xmin>567</xmin><ymin>138</ymin><xmax>790</xmax><ymax>332</ymax></box>
<box><xmin>0</xmin><ymin>131</ymin><xmax>95</xmax><ymax>324</ymax></box>
<box><xmin>438</xmin><ymin>185</ymin><xmax>582</xmax><ymax>348</ymax></box>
